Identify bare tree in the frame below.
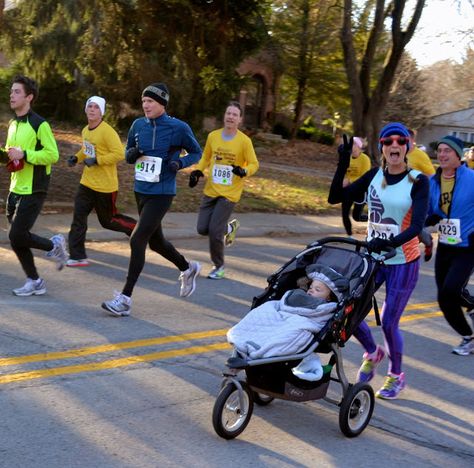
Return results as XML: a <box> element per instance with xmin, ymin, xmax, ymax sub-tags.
<box><xmin>341</xmin><ymin>0</ymin><xmax>425</xmax><ymax>157</ymax></box>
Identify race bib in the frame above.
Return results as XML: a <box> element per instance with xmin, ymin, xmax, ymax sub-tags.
<box><xmin>438</xmin><ymin>218</ymin><xmax>461</xmax><ymax>244</ymax></box>
<box><xmin>367</xmin><ymin>222</ymin><xmax>400</xmax><ymax>241</ymax></box>
<box><xmin>135</xmin><ymin>155</ymin><xmax>162</xmax><ymax>183</ymax></box>
<box><xmin>212</xmin><ymin>164</ymin><xmax>233</xmax><ymax>185</ymax></box>
<box><xmin>83</xmin><ymin>140</ymin><xmax>96</xmax><ymax>159</ymax></box>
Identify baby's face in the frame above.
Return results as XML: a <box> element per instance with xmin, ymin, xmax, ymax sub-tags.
<box><xmin>307</xmin><ymin>279</ymin><xmax>331</xmax><ymax>299</ymax></box>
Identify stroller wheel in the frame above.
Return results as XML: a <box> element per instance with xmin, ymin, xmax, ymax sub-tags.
<box><xmin>339</xmin><ymin>382</ymin><xmax>375</xmax><ymax>437</ymax></box>
<box><xmin>253</xmin><ymin>391</ymin><xmax>274</xmax><ymax>406</ymax></box>
<box><xmin>212</xmin><ymin>382</ymin><xmax>254</xmax><ymax>439</ymax></box>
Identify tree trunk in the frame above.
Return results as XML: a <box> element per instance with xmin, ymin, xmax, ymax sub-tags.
<box><xmin>341</xmin><ymin>0</ymin><xmax>426</xmax><ymax>161</ymax></box>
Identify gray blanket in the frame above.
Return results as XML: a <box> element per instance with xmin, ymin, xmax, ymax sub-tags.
<box><xmin>227</xmin><ymin>289</ymin><xmax>336</xmax><ymax>359</ymax></box>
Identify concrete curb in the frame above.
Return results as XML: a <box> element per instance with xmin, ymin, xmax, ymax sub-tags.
<box><xmin>0</xmin><ymin>212</ymin><xmax>353</xmax><ymax>245</ymax></box>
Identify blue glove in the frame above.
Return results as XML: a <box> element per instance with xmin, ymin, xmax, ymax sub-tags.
<box><xmin>231</xmin><ymin>165</ymin><xmax>246</xmax><ymax>177</ymax></box>
<box><xmin>67</xmin><ymin>155</ymin><xmax>78</xmax><ymax>167</ymax></box>
<box><xmin>168</xmin><ymin>160</ymin><xmax>182</xmax><ymax>173</ymax></box>
<box><xmin>367</xmin><ymin>237</ymin><xmax>393</xmax><ymax>254</ymax></box>
<box><xmin>83</xmin><ymin>158</ymin><xmax>97</xmax><ymax>167</ymax></box>
<box><xmin>125</xmin><ymin>146</ymin><xmax>141</xmax><ymax>164</ymax></box>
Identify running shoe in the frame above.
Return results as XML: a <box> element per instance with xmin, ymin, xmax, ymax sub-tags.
<box><xmin>461</xmin><ymin>288</ymin><xmax>474</xmax><ymax>312</ymax></box>
<box><xmin>208</xmin><ymin>266</ymin><xmax>225</xmax><ymax>280</ymax></box>
<box><xmin>66</xmin><ymin>258</ymin><xmax>90</xmax><ymax>267</ymax></box>
<box><xmin>179</xmin><ymin>261</ymin><xmax>201</xmax><ymax>297</ymax></box>
<box><xmin>46</xmin><ymin>234</ymin><xmax>68</xmax><ymax>270</ymax></box>
<box><xmin>356</xmin><ymin>345</ymin><xmax>385</xmax><ymax>383</ymax></box>
<box><xmin>12</xmin><ymin>278</ymin><xmax>46</xmax><ymax>297</ymax></box>
<box><xmin>101</xmin><ymin>291</ymin><xmax>131</xmax><ymax>317</ymax></box>
<box><xmin>224</xmin><ymin>219</ymin><xmax>240</xmax><ymax>247</ymax></box>
<box><xmin>452</xmin><ymin>337</ymin><xmax>474</xmax><ymax>356</ymax></box>
<box><xmin>376</xmin><ymin>372</ymin><xmax>406</xmax><ymax>399</ymax></box>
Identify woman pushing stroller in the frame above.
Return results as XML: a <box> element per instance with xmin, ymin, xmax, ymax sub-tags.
<box><xmin>328</xmin><ymin>122</ymin><xmax>429</xmax><ymax>399</ymax></box>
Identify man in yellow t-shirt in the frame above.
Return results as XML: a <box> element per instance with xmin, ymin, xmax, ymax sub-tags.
<box><xmin>407</xmin><ymin>129</ymin><xmax>435</xmax><ymax>176</ymax></box>
<box><xmin>189</xmin><ymin>101</ymin><xmax>259</xmax><ymax>279</ymax></box>
<box><xmin>341</xmin><ymin>136</ymin><xmax>371</xmax><ymax>236</ymax></box>
<box><xmin>66</xmin><ymin>96</ymin><xmax>136</xmax><ymax>266</ymax></box>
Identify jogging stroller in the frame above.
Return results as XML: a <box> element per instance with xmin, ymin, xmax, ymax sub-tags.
<box><xmin>212</xmin><ymin>237</ymin><xmax>395</xmax><ymax>439</ymax></box>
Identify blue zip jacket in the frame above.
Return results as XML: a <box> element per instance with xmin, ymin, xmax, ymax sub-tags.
<box><xmin>127</xmin><ymin>113</ymin><xmax>202</xmax><ymax>195</ymax></box>
<box><xmin>427</xmin><ymin>164</ymin><xmax>474</xmax><ymax>248</ymax></box>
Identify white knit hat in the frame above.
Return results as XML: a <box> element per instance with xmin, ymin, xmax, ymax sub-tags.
<box><xmin>353</xmin><ymin>137</ymin><xmax>364</xmax><ymax>149</ymax></box>
<box><xmin>85</xmin><ymin>96</ymin><xmax>106</xmax><ymax>116</ymax></box>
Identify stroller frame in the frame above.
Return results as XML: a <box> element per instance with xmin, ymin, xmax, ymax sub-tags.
<box><xmin>212</xmin><ymin>237</ymin><xmax>395</xmax><ymax>439</ymax></box>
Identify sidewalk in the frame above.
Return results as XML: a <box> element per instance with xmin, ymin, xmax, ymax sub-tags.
<box><xmin>0</xmin><ymin>211</ymin><xmax>356</xmax><ymax>244</ymax></box>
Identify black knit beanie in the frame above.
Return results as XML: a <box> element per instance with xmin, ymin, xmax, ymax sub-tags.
<box><xmin>142</xmin><ymin>83</ymin><xmax>169</xmax><ymax>107</ymax></box>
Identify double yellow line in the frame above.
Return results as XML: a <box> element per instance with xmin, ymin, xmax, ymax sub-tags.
<box><xmin>0</xmin><ymin>302</ymin><xmax>441</xmax><ymax>385</ymax></box>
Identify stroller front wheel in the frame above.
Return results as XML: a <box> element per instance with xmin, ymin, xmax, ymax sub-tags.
<box><xmin>212</xmin><ymin>381</ymin><xmax>254</xmax><ymax>439</ymax></box>
<box><xmin>253</xmin><ymin>391</ymin><xmax>274</xmax><ymax>406</ymax></box>
<box><xmin>339</xmin><ymin>382</ymin><xmax>375</xmax><ymax>437</ymax></box>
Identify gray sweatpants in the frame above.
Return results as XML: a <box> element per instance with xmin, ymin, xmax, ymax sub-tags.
<box><xmin>197</xmin><ymin>195</ymin><xmax>235</xmax><ymax>268</ymax></box>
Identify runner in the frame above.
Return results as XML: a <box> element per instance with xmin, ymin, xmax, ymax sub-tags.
<box><xmin>328</xmin><ymin>122</ymin><xmax>429</xmax><ymax>399</ymax></box>
<box><xmin>101</xmin><ymin>83</ymin><xmax>202</xmax><ymax>316</ymax></box>
<box><xmin>425</xmin><ymin>135</ymin><xmax>474</xmax><ymax>355</ymax></box>
<box><xmin>189</xmin><ymin>101</ymin><xmax>259</xmax><ymax>279</ymax></box>
<box><xmin>66</xmin><ymin>96</ymin><xmax>136</xmax><ymax>267</ymax></box>
<box><xmin>407</xmin><ymin>128</ymin><xmax>435</xmax><ymax>176</ymax></box>
<box><xmin>340</xmin><ymin>136</ymin><xmax>371</xmax><ymax>237</ymax></box>
<box><xmin>407</xmin><ymin>128</ymin><xmax>436</xmax><ymax>261</ymax></box>
<box><xmin>0</xmin><ymin>75</ymin><xmax>67</xmax><ymax>296</ymax></box>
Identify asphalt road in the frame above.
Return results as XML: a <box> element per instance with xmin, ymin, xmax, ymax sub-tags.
<box><xmin>0</xmin><ymin>235</ymin><xmax>472</xmax><ymax>468</ymax></box>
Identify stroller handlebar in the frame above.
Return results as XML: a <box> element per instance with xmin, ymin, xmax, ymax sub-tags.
<box><xmin>307</xmin><ymin>236</ymin><xmax>397</xmax><ymax>261</ymax></box>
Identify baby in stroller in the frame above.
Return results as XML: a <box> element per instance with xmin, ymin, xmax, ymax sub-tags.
<box><xmin>227</xmin><ymin>263</ymin><xmax>350</xmax><ymax>379</ymax></box>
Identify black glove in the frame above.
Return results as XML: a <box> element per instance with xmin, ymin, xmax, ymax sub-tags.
<box><xmin>367</xmin><ymin>237</ymin><xmax>393</xmax><ymax>254</ymax></box>
<box><xmin>67</xmin><ymin>155</ymin><xmax>78</xmax><ymax>167</ymax></box>
<box><xmin>424</xmin><ymin>214</ymin><xmax>442</xmax><ymax>227</ymax></box>
<box><xmin>0</xmin><ymin>147</ymin><xmax>8</xmax><ymax>164</ymax></box>
<box><xmin>337</xmin><ymin>134</ymin><xmax>353</xmax><ymax>172</ymax></box>
<box><xmin>83</xmin><ymin>157</ymin><xmax>97</xmax><ymax>167</ymax></box>
<box><xmin>231</xmin><ymin>165</ymin><xmax>246</xmax><ymax>177</ymax></box>
<box><xmin>189</xmin><ymin>170</ymin><xmax>204</xmax><ymax>188</ymax></box>
<box><xmin>168</xmin><ymin>160</ymin><xmax>182</xmax><ymax>173</ymax></box>
<box><xmin>125</xmin><ymin>146</ymin><xmax>141</xmax><ymax>164</ymax></box>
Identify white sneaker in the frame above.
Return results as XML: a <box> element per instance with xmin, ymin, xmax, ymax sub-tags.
<box><xmin>66</xmin><ymin>258</ymin><xmax>90</xmax><ymax>267</ymax></box>
<box><xmin>179</xmin><ymin>261</ymin><xmax>201</xmax><ymax>297</ymax></box>
<box><xmin>101</xmin><ymin>291</ymin><xmax>131</xmax><ymax>317</ymax></box>
<box><xmin>12</xmin><ymin>278</ymin><xmax>46</xmax><ymax>296</ymax></box>
<box><xmin>452</xmin><ymin>337</ymin><xmax>474</xmax><ymax>356</ymax></box>
<box><xmin>46</xmin><ymin>234</ymin><xmax>68</xmax><ymax>270</ymax></box>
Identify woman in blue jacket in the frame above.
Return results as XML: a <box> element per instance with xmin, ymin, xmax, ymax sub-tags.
<box><xmin>425</xmin><ymin>136</ymin><xmax>474</xmax><ymax>355</ymax></box>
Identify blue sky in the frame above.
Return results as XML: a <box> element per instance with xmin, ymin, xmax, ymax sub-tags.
<box><xmin>406</xmin><ymin>0</ymin><xmax>474</xmax><ymax>67</ymax></box>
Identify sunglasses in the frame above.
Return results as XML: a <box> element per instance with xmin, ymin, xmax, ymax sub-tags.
<box><xmin>379</xmin><ymin>136</ymin><xmax>409</xmax><ymax>146</ymax></box>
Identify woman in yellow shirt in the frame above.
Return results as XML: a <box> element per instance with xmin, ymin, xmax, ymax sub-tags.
<box><xmin>341</xmin><ymin>137</ymin><xmax>371</xmax><ymax>236</ymax></box>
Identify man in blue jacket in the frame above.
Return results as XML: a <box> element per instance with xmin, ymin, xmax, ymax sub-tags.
<box><xmin>102</xmin><ymin>83</ymin><xmax>202</xmax><ymax>316</ymax></box>
<box><xmin>425</xmin><ymin>135</ymin><xmax>474</xmax><ymax>355</ymax></box>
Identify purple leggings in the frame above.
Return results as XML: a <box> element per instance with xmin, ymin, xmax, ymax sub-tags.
<box><xmin>354</xmin><ymin>260</ymin><xmax>420</xmax><ymax>375</ymax></box>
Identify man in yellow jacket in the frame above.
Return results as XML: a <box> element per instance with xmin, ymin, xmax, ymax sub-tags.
<box><xmin>189</xmin><ymin>101</ymin><xmax>259</xmax><ymax>279</ymax></box>
<box><xmin>66</xmin><ymin>96</ymin><xmax>136</xmax><ymax>266</ymax></box>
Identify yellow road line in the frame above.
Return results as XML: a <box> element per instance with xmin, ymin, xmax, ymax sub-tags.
<box><xmin>0</xmin><ymin>329</ymin><xmax>228</xmax><ymax>367</ymax></box>
<box><xmin>0</xmin><ymin>305</ymin><xmax>446</xmax><ymax>386</ymax></box>
<box><xmin>0</xmin><ymin>342</ymin><xmax>231</xmax><ymax>385</ymax></box>
<box><xmin>366</xmin><ymin>311</ymin><xmax>442</xmax><ymax>327</ymax></box>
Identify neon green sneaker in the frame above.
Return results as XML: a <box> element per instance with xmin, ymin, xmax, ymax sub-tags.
<box><xmin>224</xmin><ymin>219</ymin><xmax>240</xmax><ymax>247</ymax></box>
<box><xmin>208</xmin><ymin>266</ymin><xmax>225</xmax><ymax>280</ymax></box>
